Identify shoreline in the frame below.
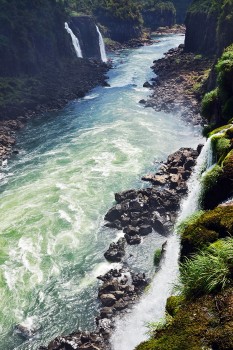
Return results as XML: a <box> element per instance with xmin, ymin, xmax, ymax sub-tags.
<box><xmin>0</xmin><ymin>60</ymin><xmax>109</xmax><ymax>168</ymax></box>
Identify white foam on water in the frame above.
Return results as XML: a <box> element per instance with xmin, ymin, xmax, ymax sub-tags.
<box><xmin>83</xmin><ymin>93</ymin><xmax>99</xmax><ymax>100</ymax></box>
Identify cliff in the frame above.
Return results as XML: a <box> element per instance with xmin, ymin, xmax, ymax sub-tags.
<box><xmin>0</xmin><ymin>0</ymin><xmax>108</xmax><ymax>120</ymax></box>
<box><xmin>185</xmin><ymin>0</ymin><xmax>233</xmax><ymax>56</ymax></box>
<box><xmin>142</xmin><ymin>2</ymin><xmax>176</xmax><ymax>30</ymax></box>
<box><xmin>69</xmin><ymin>16</ymin><xmax>102</xmax><ymax>60</ymax></box>
<box><xmin>184</xmin><ymin>0</ymin><xmax>220</xmax><ymax>55</ymax></box>
<box><xmin>172</xmin><ymin>0</ymin><xmax>193</xmax><ymax>23</ymax></box>
<box><xmin>94</xmin><ymin>1</ymin><xmax>142</xmax><ymax>43</ymax></box>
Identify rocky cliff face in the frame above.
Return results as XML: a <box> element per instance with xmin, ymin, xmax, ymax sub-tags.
<box><xmin>185</xmin><ymin>10</ymin><xmax>218</xmax><ymax>54</ymax></box>
<box><xmin>185</xmin><ymin>0</ymin><xmax>233</xmax><ymax>56</ymax></box>
<box><xmin>69</xmin><ymin>16</ymin><xmax>102</xmax><ymax>60</ymax></box>
<box><xmin>0</xmin><ymin>1</ymin><xmax>108</xmax><ymax>120</ymax></box>
<box><xmin>172</xmin><ymin>0</ymin><xmax>193</xmax><ymax>23</ymax></box>
<box><xmin>99</xmin><ymin>17</ymin><xmax>142</xmax><ymax>43</ymax></box>
<box><xmin>142</xmin><ymin>8</ymin><xmax>175</xmax><ymax>30</ymax></box>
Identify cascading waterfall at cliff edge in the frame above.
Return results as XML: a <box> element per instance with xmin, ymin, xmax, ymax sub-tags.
<box><xmin>65</xmin><ymin>22</ymin><xmax>83</xmax><ymax>58</ymax></box>
<box><xmin>96</xmin><ymin>25</ymin><xmax>107</xmax><ymax>62</ymax></box>
<box><xmin>111</xmin><ymin>138</ymin><xmax>214</xmax><ymax>350</ymax></box>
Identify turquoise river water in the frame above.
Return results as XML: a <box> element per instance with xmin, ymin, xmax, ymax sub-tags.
<box><xmin>0</xmin><ymin>35</ymin><xmax>204</xmax><ymax>349</ymax></box>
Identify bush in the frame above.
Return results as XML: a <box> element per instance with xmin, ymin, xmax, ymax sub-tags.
<box><xmin>180</xmin><ymin>238</ymin><xmax>233</xmax><ymax>298</ymax></box>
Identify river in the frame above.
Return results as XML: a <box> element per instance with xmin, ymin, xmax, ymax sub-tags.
<box><xmin>0</xmin><ymin>35</ymin><xmax>204</xmax><ymax>350</ymax></box>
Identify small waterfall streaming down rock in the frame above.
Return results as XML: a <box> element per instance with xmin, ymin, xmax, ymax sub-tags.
<box><xmin>65</xmin><ymin>22</ymin><xmax>83</xmax><ymax>58</ymax></box>
<box><xmin>96</xmin><ymin>25</ymin><xmax>107</xmax><ymax>62</ymax></box>
<box><xmin>110</xmin><ymin>139</ymin><xmax>214</xmax><ymax>350</ymax></box>
<box><xmin>179</xmin><ymin>137</ymin><xmax>213</xmax><ymax>221</ymax></box>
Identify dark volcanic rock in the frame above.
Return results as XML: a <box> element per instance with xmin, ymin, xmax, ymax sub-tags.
<box><xmin>125</xmin><ymin>234</ymin><xmax>141</xmax><ymax>245</ymax></box>
<box><xmin>104</xmin><ymin>238</ymin><xmax>126</xmax><ymax>262</ymax></box>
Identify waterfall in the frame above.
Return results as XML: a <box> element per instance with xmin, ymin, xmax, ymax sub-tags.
<box><xmin>96</xmin><ymin>25</ymin><xmax>107</xmax><ymax>62</ymax></box>
<box><xmin>65</xmin><ymin>22</ymin><xmax>83</xmax><ymax>58</ymax></box>
<box><xmin>110</xmin><ymin>138</ymin><xmax>214</xmax><ymax>350</ymax></box>
<box><xmin>178</xmin><ymin>137</ymin><xmax>213</xmax><ymax>221</ymax></box>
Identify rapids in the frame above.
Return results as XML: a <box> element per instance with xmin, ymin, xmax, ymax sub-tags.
<box><xmin>0</xmin><ymin>35</ymin><xmax>204</xmax><ymax>349</ymax></box>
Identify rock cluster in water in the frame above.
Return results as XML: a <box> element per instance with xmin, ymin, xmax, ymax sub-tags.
<box><xmin>39</xmin><ymin>268</ymin><xmax>149</xmax><ymax>350</ymax></box>
<box><xmin>104</xmin><ymin>146</ymin><xmax>203</xmax><ymax>262</ymax></box>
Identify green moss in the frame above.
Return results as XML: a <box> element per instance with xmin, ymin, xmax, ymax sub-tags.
<box><xmin>153</xmin><ymin>248</ymin><xmax>162</xmax><ymax>265</ymax></box>
<box><xmin>222</xmin><ymin>149</ymin><xmax>233</xmax><ymax>178</ymax></box>
<box><xmin>180</xmin><ymin>206</ymin><xmax>233</xmax><ymax>258</ymax></box>
<box><xmin>201</xmin><ymin>88</ymin><xmax>219</xmax><ymax>121</ymax></box>
<box><xmin>201</xmin><ymin>164</ymin><xmax>223</xmax><ymax>192</ymax></box>
<box><xmin>209</xmin><ymin>123</ymin><xmax>233</xmax><ymax>136</ymax></box>
<box><xmin>211</xmin><ymin>134</ymin><xmax>231</xmax><ymax>163</ymax></box>
<box><xmin>166</xmin><ymin>296</ymin><xmax>183</xmax><ymax>317</ymax></box>
<box><xmin>136</xmin><ymin>288</ymin><xmax>233</xmax><ymax>350</ymax></box>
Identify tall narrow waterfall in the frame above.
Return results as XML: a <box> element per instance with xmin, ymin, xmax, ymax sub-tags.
<box><xmin>65</xmin><ymin>22</ymin><xmax>83</xmax><ymax>58</ymax></box>
<box><xmin>110</xmin><ymin>138</ymin><xmax>213</xmax><ymax>350</ymax></box>
<box><xmin>96</xmin><ymin>25</ymin><xmax>107</xmax><ymax>62</ymax></box>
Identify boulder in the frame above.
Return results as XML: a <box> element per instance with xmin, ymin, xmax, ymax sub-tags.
<box><xmin>113</xmin><ymin>299</ymin><xmax>129</xmax><ymax>311</ymax></box>
<box><xmin>104</xmin><ymin>205</ymin><xmax>122</xmax><ymax>222</ymax></box>
<box><xmin>99</xmin><ymin>294</ymin><xmax>116</xmax><ymax>307</ymax></box>
<box><xmin>152</xmin><ymin>219</ymin><xmax>166</xmax><ymax>235</ymax></box>
<box><xmin>143</xmin><ymin>81</ymin><xmax>153</xmax><ymax>88</ymax></box>
<box><xmin>104</xmin><ymin>238</ymin><xmax>126</xmax><ymax>262</ymax></box>
<box><xmin>184</xmin><ymin>157</ymin><xmax>195</xmax><ymax>170</ymax></box>
<box><xmin>197</xmin><ymin>144</ymin><xmax>204</xmax><ymax>155</ymax></box>
<box><xmin>115</xmin><ymin>189</ymin><xmax>137</xmax><ymax>203</ymax></box>
<box><xmin>124</xmin><ymin>234</ymin><xmax>141</xmax><ymax>245</ymax></box>
<box><xmin>123</xmin><ymin>225</ymin><xmax>139</xmax><ymax>236</ymax></box>
<box><xmin>139</xmin><ymin>225</ymin><xmax>152</xmax><ymax>236</ymax></box>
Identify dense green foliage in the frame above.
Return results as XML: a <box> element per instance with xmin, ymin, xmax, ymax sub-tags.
<box><xmin>202</xmin><ymin>45</ymin><xmax>233</xmax><ymax>126</ymax></box>
<box><xmin>180</xmin><ymin>238</ymin><xmax>233</xmax><ymax>297</ymax></box>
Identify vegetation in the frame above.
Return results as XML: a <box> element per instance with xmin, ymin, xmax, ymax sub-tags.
<box><xmin>153</xmin><ymin>248</ymin><xmax>162</xmax><ymax>265</ymax></box>
<box><xmin>202</xmin><ymin>45</ymin><xmax>233</xmax><ymax>128</ymax></box>
<box><xmin>180</xmin><ymin>238</ymin><xmax>233</xmax><ymax>298</ymax></box>
<box><xmin>180</xmin><ymin>205</ymin><xmax>233</xmax><ymax>257</ymax></box>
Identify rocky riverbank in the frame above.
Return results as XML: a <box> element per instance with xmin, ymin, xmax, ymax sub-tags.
<box><xmin>0</xmin><ymin>60</ymin><xmax>109</xmax><ymax>168</ymax></box>
<box><xmin>141</xmin><ymin>46</ymin><xmax>214</xmax><ymax>125</ymax></box>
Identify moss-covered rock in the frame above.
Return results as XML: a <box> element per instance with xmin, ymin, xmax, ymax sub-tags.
<box><xmin>166</xmin><ymin>295</ymin><xmax>183</xmax><ymax>317</ymax></box>
<box><xmin>180</xmin><ymin>206</ymin><xmax>233</xmax><ymax>257</ymax></box>
<box><xmin>136</xmin><ymin>288</ymin><xmax>233</xmax><ymax>350</ymax></box>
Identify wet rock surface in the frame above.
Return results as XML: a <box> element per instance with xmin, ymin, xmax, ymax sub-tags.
<box><xmin>42</xmin><ymin>268</ymin><xmax>149</xmax><ymax>350</ymax></box>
